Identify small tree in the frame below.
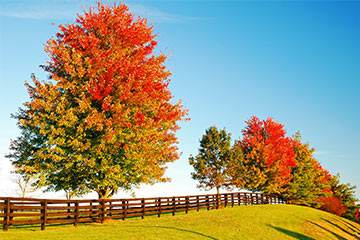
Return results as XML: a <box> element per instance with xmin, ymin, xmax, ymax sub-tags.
<box><xmin>12</xmin><ymin>172</ymin><xmax>37</xmax><ymax>198</ymax></box>
<box><xmin>227</xmin><ymin>140</ymin><xmax>246</xmax><ymax>189</ymax></box>
<box><xmin>7</xmin><ymin>2</ymin><xmax>188</xmax><ymax>199</ymax></box>
<box><xmin>318</xmin><ymin>195</ymin><xmax>348</xmax><ymax>217</ymax></box>
<box><xmin>189</xmin><ymin>126</ymin><xmax>233</xmax><ymax>195</ymax></box>
<box><xmin>327</xmin><ymin>174</ymin><xmax>358</xmax><ymax>221</ymax></box>
<box><xmin>232</xmin><ymin>116</ymin><xmax>296</xmax><ymax>195</ymax></box>
<box><xmin>281</xmin><ymin>132</ymin><xmax>331</xmax><ymax>207</ymax></box>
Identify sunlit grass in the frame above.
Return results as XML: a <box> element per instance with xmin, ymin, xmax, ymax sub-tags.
<box><xmin>1</xmin><ymin>204</ymin><xmax>359</xmax><ymax>239</ymax></box>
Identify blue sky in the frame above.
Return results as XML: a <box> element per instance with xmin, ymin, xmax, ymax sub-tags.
<box><xmin>0</xmin><ymin>0</ymin><xmax>359</xmax><ymax>200</ymax></box>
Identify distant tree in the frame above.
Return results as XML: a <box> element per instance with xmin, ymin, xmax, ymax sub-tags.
<box><xmin>281</xmin><ymin>132</ymin><xmax>331</xmax><ymax>207</ymax></box>
<box><xmin>7</xmin><ymin>2</ymin><xmax>188</xmax><ymax>199</ymax></box>
<box><xmin>318</xmin><ymin>195</ymin><xmax>348</xmax><ymax>217</ymax></box>
<box><xmin>12</xmin><ymin>172</ymin><xmax>37</xmax><ymax>198</ymax></box>
<box><xmin>327</xmin><ymin>174</ymin><xmax>358</xmax><ymax>221</ymax></box>
<box><xmin>232</xmin><ymin>116</ymin><xmax>296</xmax><ymax>195</ymax></box>
<box><xmin>227</xmin><ymin>140</ymin><xmax>246</xmax><ymax>189</ymax></box>
<box><xmin>189</xmin><ymin>126</ymin><xmax>233</xmax><ymax>195</ymax></box>
<box><xmin>45</xmin><ymin>177</ymin><xmax>89</xmax><ymax>200</ymax></box>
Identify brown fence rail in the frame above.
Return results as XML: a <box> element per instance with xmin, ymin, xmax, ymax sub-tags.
<box><xmin>0</xmin><ymin>192</ymin><xmax>285</xmax><ymax>231</ymax></box>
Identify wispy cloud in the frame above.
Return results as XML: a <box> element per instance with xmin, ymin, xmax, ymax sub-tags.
<box><xmin>0</xmin><ymin>0</ymin><xmax>199</xmax><ymax>23</ymax></box>
<box><xmin>313</xmin><ymin>151</ymin><xmax>330</xmax><ymax>156</ymax></box>
<box><xmin>129</xmin><ymin>4</ymin><xmax>201</xmax><ymax>24</ymax></box>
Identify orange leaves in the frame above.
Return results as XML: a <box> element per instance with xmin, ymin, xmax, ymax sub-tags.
<box><xmin>240</xmin><ymin>116</ymin><xmax>296</xmax><ymax>194</ymax></box>
<box><xmin>87</xmin><ymin>67</ymin><xmax>115</xmax><ymax>101</ymax></box>
<box><xmin>9</xmin><ymin>1</ymin><xmax>188</xmax><ymax>199</ymax></box>
<box><xmin>242</xmin><ymin>116</ymin><xmax>295</xmax><ymax>169</ymax></box>
<box><xmin>135</xmin><ymin>111</ymin><xmax>145</xmax><ymax>125</ymax></box>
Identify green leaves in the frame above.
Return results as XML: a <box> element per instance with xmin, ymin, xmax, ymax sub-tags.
<box><xmin>189</xmin><ymin>126</ymin><xmax>233</xmax><ymax>194</ymax></box>
<box><xmin>281</xmin><ymin>132</ymin><xmax>331</xmax><ymax>207</ymax></box>
<box><xmin>7</xmin><ymin>2</ymin><xmax>188</xmax><ymax>199</ymax></box>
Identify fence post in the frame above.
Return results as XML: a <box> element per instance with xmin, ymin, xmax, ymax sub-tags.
<box><xmin>197</xmin><ymin>196</ymin><xmax>200</xmax><ymax>212</ymax></box>
<box><xmin>231</xmin><ymin>193</ymin><xmax>234</xmax><ymax>207</ymax></box>
<box><xmin>74</xmin><ymin>200</ymin><xmax>79</xmax><ymax>227</ymax></box>
<box><xmin>206</xmin><ymin>195</ymin><xmax>210</xmax><ymax>210</ymax></box>
<box><xmin>141</xmin><ymin>198</ymin><xmax>145</xmax><ymax>219</ymax></box>
<box><xmin>172</xmin><ymin>197</ymin><xmax>176</xmax><ymax>216</ymax></box>
<box><xmin>216</xmin><ymin>194</ymin><xmax>220</xmax><ymax>209</ymax></box>
<box><xmin>185</xmin><ymin>196</ymin><xmax>189</xmax><ymax>214</ymax></box>
<box><xmin>3</xmin><ymin>198</ymin><xmax>10</xmax><ymax>231</ymax></box>
<box><xmin>41</xmin><ymin>199</ymin><xmax>48</xmax><ymax>231</ymax></box>
<box><xmin>122</xmin><ymin>200</ymin><xmax>127</xmax><ymax>221</ymax></box>
<box><xmin>158</xmin><ymin>198</ymin><xmax>161</xmax><ymax>218</ymax></box>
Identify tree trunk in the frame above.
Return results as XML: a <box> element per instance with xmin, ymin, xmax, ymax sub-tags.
<box><xmin>97</xmin><ymin>187</ymin><xmax>117</xmax><ymax>199</ymax></box>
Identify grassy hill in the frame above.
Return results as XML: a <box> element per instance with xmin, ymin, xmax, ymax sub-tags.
<box><xmin>1</xmin><ymin>204</ymin><xmax>359</xmax><ymax>240</ymax></box>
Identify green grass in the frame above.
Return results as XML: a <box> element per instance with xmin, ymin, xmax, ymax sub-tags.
<box><xmin>1</xmin><ymin>204</ymin><xmax>360</xmax><ymax>239</ymax></box>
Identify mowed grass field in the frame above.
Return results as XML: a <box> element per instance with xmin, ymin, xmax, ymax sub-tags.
<box><xmin>1</xmin><ymin>204</ymin><xmax>360</xmax><ymax>240</ymax></box>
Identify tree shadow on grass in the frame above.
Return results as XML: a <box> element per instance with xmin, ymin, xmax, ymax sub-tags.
<box><xmin>267</xmin><ymin>225</ymin><xmax>315</xmax><ymax>240</ymax></box>
<box><xmin>321</xmin><ymin>218</ymin><xmax>360</xmax><ymax>239</ymax></box>
<box><xmin>329</xmin><ymin>217</ymin><xmax>360</xmax><ymax>235</ymax></box>
<box><xmin>8</xmin><ymin>221</ymin><xmax>89</xmax><ymax>231</ymax></box>
<box><xmin>129</xmin><ymin>225</ymin><xmax>218</xmax><ymax>240</ymax></box>
<box><xmin>307</xmin><ymin>221</ymin><xmax>348</xmax><ymax>240</ymax></box>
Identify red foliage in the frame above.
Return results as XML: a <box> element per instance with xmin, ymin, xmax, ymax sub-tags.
<box><xmin>241</xmin><ymin>116</ymin><xmax>296</xmax><ymax>192</ymax></box>
<box><xmin>314</xmin><ymin>163</ymin><xmax>331</xmax><ymax>183</ymax></box>
<box><xmin>24</xmin><ymin>2</ymin><xmax>189</xmax><ymax>198</ymax></box>
<box><xmin>318</xmin><ymin>195</ymin><xmax>348</xmax><ymax>216</ymax></box>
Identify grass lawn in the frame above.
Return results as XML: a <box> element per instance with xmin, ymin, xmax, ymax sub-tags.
<box><xmin>1</xmin><ymin>204</ymin><xmax>360</xmax><ymax>240</ymax></box>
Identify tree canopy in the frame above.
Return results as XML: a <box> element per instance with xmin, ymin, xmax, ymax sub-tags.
<box><xmin>189</xmin><ymin>126</ymin><xmax>233</xmax><ymax>194</ymax></box>
<box><xmin>281</xmin><ymin>132</ymin><xmax>331</xmax><ymax>207</ymax></box>
<box><xmin>7</xmin><ymin>2</ymin><xmax>188</xmax><ymax>199</ymax></box>
<box><xmin>232</xmin><ymin>116</ymin><xmax>296</xmax><ymax>195</ymax></box>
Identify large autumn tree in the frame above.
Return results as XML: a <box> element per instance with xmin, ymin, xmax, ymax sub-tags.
<box><xmin>189</xmin><ymin>126</ymin><xmax>233</xmax><ymax>194</ymax></box>
<box><xmin>231</xmin><ymin>116</ymin><xmax>296</xmax><ymax>195</ymax></box>
<box><xmin>7</xmin><ymin>2</ymin><xmax>188</xmax><ymax>199</ymax></box>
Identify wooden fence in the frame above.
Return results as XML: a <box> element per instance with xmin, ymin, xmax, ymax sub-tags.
<box><xmin>0</xmin><ymin>192</ymin><xmax>285</xmax><ymax>231</ymax></box>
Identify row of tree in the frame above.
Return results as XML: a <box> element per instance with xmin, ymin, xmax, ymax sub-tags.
<box><xmin>4</xmin><ymin>1</ymin><xmax>358</xmax><ymax>223</ymax></box>
<box><xmin>189</xmin><ymin>116</ymin><xmax>359</xmax><ymax>222</ymax></box>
